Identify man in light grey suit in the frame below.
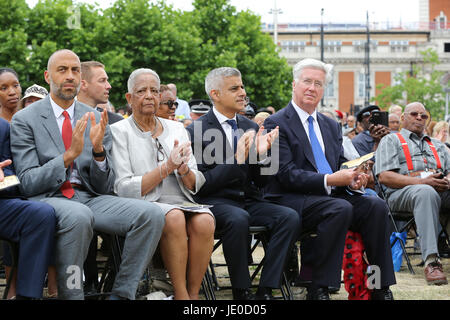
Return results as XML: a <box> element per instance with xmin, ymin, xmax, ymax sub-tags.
<box><xmin>10</xmin><ymin>49</ymin><xmax>165</xmax><ymax>300</ymax></box>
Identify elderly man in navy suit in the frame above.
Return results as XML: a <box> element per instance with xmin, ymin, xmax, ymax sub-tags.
<box><xmin>263</xmin><ymin>58</ymin><xmax>396</xmax><ymax>300</ymax></box>
<box><xmin>186</xmin><ymin>67</ymin><xmax>299</xmax><ymax>300</ymax></box>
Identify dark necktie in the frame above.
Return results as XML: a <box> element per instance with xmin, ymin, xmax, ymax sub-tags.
<box><xmin>225</xmin><ymin>119</ymin><xmax>238</xmax><ymax>151</ymax></box>
<box><xmin>60</xmin><ymin>111</ymin><xmax>75</xmax><ymax>198</ymax></box>
<box><xmin>308</xmin><ymin>116</ymin><xmax>333</xmax><ymax>174</ymax></box>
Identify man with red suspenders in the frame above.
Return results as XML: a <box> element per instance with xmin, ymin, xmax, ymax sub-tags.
<box><xmin>375</xmin><ymin>102</ymin><xmax>449</xmax><ymax>286</ymax></box>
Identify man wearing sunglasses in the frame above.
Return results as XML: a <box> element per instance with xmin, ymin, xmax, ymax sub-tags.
<box><xmin>375</xmin><ymin>102</ymin><xmax>449</xmax><ymax>286</ymax></box>
<box><xmin>352</xmin><ymin>105</ymin><xmax>390</xmax><ymax>158</ymax></box>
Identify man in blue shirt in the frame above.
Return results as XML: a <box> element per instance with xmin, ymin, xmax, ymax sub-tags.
<box><xmin>352</xmin><ymin>105</ymin><xmax>390</xmax><ymax>157</ymax></box>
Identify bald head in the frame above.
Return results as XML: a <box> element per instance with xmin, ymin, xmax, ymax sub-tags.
<box><xmin>167</xmin><ymin>83</ymin><xmax>177</xmax><ymax>96</ymax></box>
<box><xmin>44</xmin><ymin>49</ymin><xmax>81</xmax><ymax>107</ymax></box>
<box><xmin>47</xmin><ymin>49</ymin><xmax>80</xmax><ymax>71</ymax></box>
<box><xmin>404</xmin><ymin>102</ymin><xmax>425</xmax><ymax>114</ymax></box>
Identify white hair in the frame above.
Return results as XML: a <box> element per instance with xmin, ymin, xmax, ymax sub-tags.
<box><xmin>205</xmin><ymin>67</ymin><xmax>241</xmax><ymax>100</ymax></box>
<box><xmin>292</xmin><ymin>58</ymin><xmax>333</xmax><ymax>86</ymax></box>
<box><xmin>127</xmin><ymin>68</ymin><xmax>160</xmax><ymax>93</ymax></box>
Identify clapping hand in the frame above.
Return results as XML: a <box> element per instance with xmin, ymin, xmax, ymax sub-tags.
<box><xmin>0</xmin><ymin>159</ymin><xmax>12</xmax><ymax>182</ymax></box>
<box><xmin>90</xmin><ymin>109</ymin><xmax>108</xmax><ymax>155</ymax></box>
<box><xmin>235</xmin><ymin>131</ymin><xmax>256</xmax><ymax>164</ymax></box>
<box><xmin>168</xmin><ymin>139</ymin><xmax>192</xmax><ymax>172</ymax></box>
<box><xmin>256</xmin><ymin>125</ymin><xmax>279</xmax><ymax>156</ymax></box>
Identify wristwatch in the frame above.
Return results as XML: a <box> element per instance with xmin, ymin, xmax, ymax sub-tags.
<box><xmin>92</xmin><ymin>147</ymin><xmax>106</xmax><ymax>158</ymax></box>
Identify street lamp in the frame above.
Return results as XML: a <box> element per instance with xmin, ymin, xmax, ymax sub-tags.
<box><xmin>320</xmin><ymin>8</ymin><xmax>325</xmax><ymax>107</ymax></box>
<box><xmin>364</xmin><ymin>11</ymin><xmax>371</xmax><ymax>107</ymax></box>
<box><xmin>441</xmin><ymin>72</ymin><xmax>450</xmax><ymax>121</ymax></box>
<box><xmin>269</xmin><ymin>0</ymin><xmax>282</xmax><ymax>46</ymax></box>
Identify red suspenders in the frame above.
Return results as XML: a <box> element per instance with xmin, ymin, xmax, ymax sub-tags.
<box><xmin>395</xmin><ymin>132</ymin><xmax>442</xmax><ymax>172</ymax></box>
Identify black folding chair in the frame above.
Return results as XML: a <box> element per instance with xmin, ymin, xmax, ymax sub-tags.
<box><xmin>203</xmin><ymin>226</ymin><xmax>293</xmax><ymax>300</ymax></box>
<box><xmin>374</xmin><ymin>175</ymin><xmax>416</xmax><ymax>274</ymax></box>
<box><xmin>84</xmin><ymin>234</ymin><xmax>123</xmax><ymax>299</ymax></box>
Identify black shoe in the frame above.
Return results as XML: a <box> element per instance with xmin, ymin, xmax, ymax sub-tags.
<box><xmin>83</xmin><ymin>282</ymin><xmax>98</xmax><ymax>296</ymax></box>
<box><xmin>371</xmin><ymin>288</ymin><xmax>394</xmax><ymax>300</ymax></box>
<box><xmin>328</xmin><ymin>286</ymin><xmax>340</xmax><ymax>294</ymax></box>
<box><xmin>232</xmin><ymin>288</ymin><xmax>255</xmax><ymax>300</ymax></box>
<box><xmin>438</xmin><ymin>236</ymin><xmax>450</xmax><ymax>258</ymax></box>
<box><xmin>306</xmin><ymin>287</ymin><xmax>330</xmax><ymax>300</ymax></box>
<box><xmin>255</xmin><ymin>287</ymin><xmax>275</xmax><ymax>300</ymax></box>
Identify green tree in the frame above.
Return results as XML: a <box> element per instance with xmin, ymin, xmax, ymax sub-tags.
<box><xmin>189</xmin><ymin>0</ymin><xmax>292</xmax><ymax>109</ymax></box>
<box><xmin>373</xmin><ymin>48</ymin><xmax>445</xmax><ymax>120</ymax></box>
<box><xmin>0</xmin><ymin>0</ymin><xmax>30</xmax><ymax>85</ymax></box>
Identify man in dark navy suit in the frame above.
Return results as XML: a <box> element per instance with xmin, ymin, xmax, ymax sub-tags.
<box><xmin>0</xmin><ymin>117</ymin><xmax>56</xmax><ymax>299</ymax></box>
<box><xmin>186</xmin><ymin>67</ymin><xmax>299</xmax><ymax>300</ymax></box>
<box><xmin>263</xmin><ymin>58</ymin><xmax>396</xmax><ymax>300</ymax></box>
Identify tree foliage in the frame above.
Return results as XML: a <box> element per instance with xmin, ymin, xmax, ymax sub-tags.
<box><xmin>0</xmin><ymin>0</ymin><xmax>292</xmax><ymax>110</ymax></box>
<box><xmin>373</xmin><ymin>48</ymin><xmax>445</xmax><ymax>120</ymax></box>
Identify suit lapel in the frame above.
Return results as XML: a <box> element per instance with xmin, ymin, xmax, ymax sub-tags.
<box><xmin>39</xmin><ymin>97</ymin><xmax>66</xmax><ymax>154</ymax></box>
<box><xmin>286</xmin><ymin>103</ymin><xmax>318</xmax><ymax>171</ymax></box>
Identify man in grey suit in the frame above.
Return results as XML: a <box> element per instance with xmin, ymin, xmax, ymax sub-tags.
<box><xmin>10</xmin><ymin>49</ymin><xmax>165</xmax><ymax>300</ymax></box>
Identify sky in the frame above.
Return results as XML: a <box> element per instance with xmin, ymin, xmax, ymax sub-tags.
<box><xmin>26</xmin><ymin>0</ymin><xmax>421</xmax><ymax>24</ymax></box>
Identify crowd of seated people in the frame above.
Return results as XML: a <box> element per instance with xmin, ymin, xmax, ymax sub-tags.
<box><xmin>1</xmin><ymin>49</ymin><xmax>449</xmax><ymax>302</ymax></box>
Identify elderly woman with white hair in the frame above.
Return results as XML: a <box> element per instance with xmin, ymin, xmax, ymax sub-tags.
<box><xmin>110</xmin><ymin>68</ymin><xmax>215</xmax><ymax>300</ymax></box>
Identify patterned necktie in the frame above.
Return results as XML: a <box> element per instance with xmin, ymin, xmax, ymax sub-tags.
<box><xmin>60</xmin><ymin>111</ymin><xmax>75</xmax><ymax>199</ymax></box>
<box><xmin>225</xmin><ymin>119</ymin><xmax>238</xmax><ymax>151</ymax></box>
<box><xmin>308</xmin><ymin>116</ymin><xmax>333</xmax><ymax>174</ymax></box>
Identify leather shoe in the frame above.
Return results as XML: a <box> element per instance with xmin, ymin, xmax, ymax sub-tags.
<box><xmin>424</xmin><ymin>260</ymin><xmax>448</xmax><ymax>285</ymax></box>
<box><xmin>306</xmin><ymin>287</ymin><xmax>330</xmax><ymax>300</ymax></box>
<box><xmin>371</xmin><ymin>288</ymin><xmax>394</xmax><ymax>300</ymax></box>
<box><xmin>255</xmin><ymin>287</ymin><xmax>275</xmax><ymax>300</ymax></box>
<box><xmin>232</xmin><ymin>288</ymin><xmax>255</xmax><ymax>300</ymax></box>
<box><xmin>438</xmin><ymin>236</ymin><xmax>450</xmax><ymax>258</ymax></box>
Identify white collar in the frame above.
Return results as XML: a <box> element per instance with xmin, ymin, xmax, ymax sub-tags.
<box><xmin>50</xmin><ymin>95</ymin><xmax>76</xmax><ymax>120</ymax></box>
<box><xmin>291</xmin><ymin>100</ymin><xmax>318</xmax><ymax>125</ymax></box>
<box><xmin>212</xmin><ymin>106</ymin><xmax>237</xmax><ymax>124</ymax></box>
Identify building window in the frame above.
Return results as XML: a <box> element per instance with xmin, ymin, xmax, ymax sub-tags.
<box><xmin>317</xmin><ymin>41</ymin><xmax>342</xmax><ymax>53</ymax></box>
<box><xmin>358</xmin><ymin>72</ymin><xmax>365</xmax><ymax>98</ymax></box>
<box><xmin>445</xmin><ymin>43</ymin><xmax>450</xmax><ymax>53</ymax></box>
<box><xmin>280</xmin><ymin>41</ymin><xmax>306</xmax><ymax>53</ymax></box>
<box><xmin>353</xmin><ymin>40</ymin><xmax>377</xmax><ymax>53</ymax></box>
<box><xmin>390</xmin><ymin>40</ymin><xmax>409</xmax><ymax>52</ymax></box>
<box><xmin>325</xmin><ymin>80</ymin><xmax>334</xmax><ymax>98</ymax></box>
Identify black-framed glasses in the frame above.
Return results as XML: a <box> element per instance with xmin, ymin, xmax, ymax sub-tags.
<box><xmin>155</xmin><ymin>138</ymin><xmax>165</xmax><ymax>162</ymax></box>
<box><xmin>406</xmin><ymin>112</ymin><xmax>429</xmax><ymax>120</ymax></box>
<box><xmin>161</xmin><ymin>100</ymin><xmax>178</xmax><ymax>109</ymax></box>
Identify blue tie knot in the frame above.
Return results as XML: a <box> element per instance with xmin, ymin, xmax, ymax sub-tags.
<box><xmin>226</xmin><ymin>119</ymin><xmax>238</xmax><ymax>130</ymax></box>
<box><xmin>225</xmin><ymin>119</ymin><xmax>238</xmax><ymax>151</ymax></box>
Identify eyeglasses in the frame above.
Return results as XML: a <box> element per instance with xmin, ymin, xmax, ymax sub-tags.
<box><xmin>405</xmin><ymin>112</ymin><xmax>429</xmax><ymax>120</ymax></box>
<box><xmin>161</xmin><ymin>100</ymin><xmax>178</xmax><ymax>109</ymax></box>
<box><xmin>155</xmin><ymin>138</ymin><xmax>165</xmax><ymax>162</ymax></box>
<box><xmin>362</xmin><ymin>111</ymin><xmax>371</xmax><ymax>118</ymax></box>
<box><xmin>301</xmin><ymin>78</ymin><xmax>324</xmax><ymax>89</ymax></box>
<box><xmin>135</xmin><ymin>87</ymin><xmax>160</xmax><ymax>97</ymax></box>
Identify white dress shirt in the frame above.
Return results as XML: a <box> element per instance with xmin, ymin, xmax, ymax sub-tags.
<box><xmin>212</xmin><ymin>106</ymin><xmax>238</xmax><ymax>148</ymax></box>
<box><xmin>49</xmin><ymin>96</ymin><xmax>107</xmax><ymax>184</ymax></box>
